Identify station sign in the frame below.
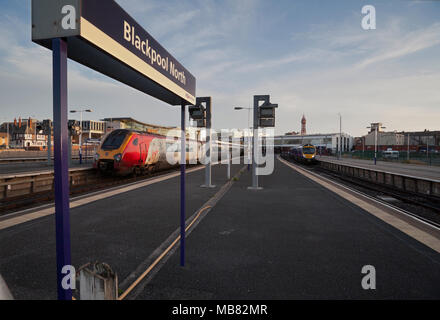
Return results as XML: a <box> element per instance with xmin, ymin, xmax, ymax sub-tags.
<box><xmin>32</xmin><ymin>0</ymin><xmax>196</xmax><ymax>105</ymax></box>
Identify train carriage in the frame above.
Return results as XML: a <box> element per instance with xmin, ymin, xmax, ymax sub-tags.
<box><xmin>94</xmin><ymin>129</ymin><xmax>202</xmax><ymax>175</ymax></box>
<box><xmin>289</xmin><ymin>144</ymin><xmax>317</xmax><ymax>164</ymax></box>
<box><xmin>94</xmin><ymin>129</ymin><xmax>243</xmax><ymax>176</ymax></box>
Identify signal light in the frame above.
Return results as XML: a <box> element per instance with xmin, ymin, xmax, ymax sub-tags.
<box><xmin>189</xmin><ymin>105</ymin><xmax>206</xmax><ymax>128</ymax></box>
<box><xmin>258</xmin><ymin>101</ymin><xmax>278</xmax><ymax>128</ymax></box>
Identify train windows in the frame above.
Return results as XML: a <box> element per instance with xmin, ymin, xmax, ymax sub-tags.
<box><xmin>133</xmin><ymin>138</ymin><xmax>138</xmax><ymax>146</ymax></box>
<box><xmin>303</xmin><ymin>147</ymin><xmax>316</xmax><ymax>154</ymax></box>
<box><xmin>102</xmin><ymin>130</ymin><xmax>128</xmax><ymax>150</ymax></box>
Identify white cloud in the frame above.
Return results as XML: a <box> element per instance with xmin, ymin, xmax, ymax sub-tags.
<box><xmin>1</xmin><ymin>1</ymin><xmax>439</xmax><ymax>138</ymax></box>
<box><xmin>356</xmin><ymin>22</ymin><xmax>440</xmax><ymax>69</ymax></box>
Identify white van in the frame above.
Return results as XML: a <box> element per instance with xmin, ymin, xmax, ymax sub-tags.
<box><xmin>383</xmin><ymin>150</ymin><xmax>399</xmax><ymax>159</ymax></box>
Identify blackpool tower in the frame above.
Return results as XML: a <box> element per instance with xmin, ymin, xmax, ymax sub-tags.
<box><xmin>301</xmin><ymin>114</ymin><xmax>306</xmax><ymax>135</ymax></box>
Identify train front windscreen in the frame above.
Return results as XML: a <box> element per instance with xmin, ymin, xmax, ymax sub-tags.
<box><xmin>303</xmin><ymin>147</ymin><xmax>316</xmax><ymax>154</ymax></box>
<box><xmin>101</xmin><ymin>130</ymin><xmax>129</xmax><ymax>150</ymax></box>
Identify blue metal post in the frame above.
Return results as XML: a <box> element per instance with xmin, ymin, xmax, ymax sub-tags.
<box><xmin>52</xmin><ymin>38</ymin><xmax>72</xmax><ymax>300</ymax></box>
<box><xmin>180</xmin><ymin>102</ymin><xmax>186</xmax><ymax>267</ymax></box>
<box><xmin>251</xmin><ymin>96</ymin><xmax>259</xmax><ymax>188</ymax></box>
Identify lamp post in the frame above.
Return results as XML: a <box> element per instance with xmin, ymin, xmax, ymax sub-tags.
<box><xmin>338</xmin><ymin>113</ymin><xmax>342</xmax><ymax>160</ymax></box>
<box><xmin>367</xmin><ymin>124</ymin><xmax>386</xmax><ymax>165</ymax></box>
<box><xmin>427</xmin><ymin>138</ymin><xmax>429</xmax><ymax>165</ymax></box>
<box><xmin>234</xmin><ymin>106</ymin><xmax>252</xmax><ymax>170</ymax></box>
<box><xmin>70</xmin><ymin>108</ymin><xmax>92</xmax><ymax>164</ymax></box>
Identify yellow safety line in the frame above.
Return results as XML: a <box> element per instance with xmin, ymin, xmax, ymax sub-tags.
<box><xmin>117</xmin><ymin>205</ymin><xmax>212</xmax><ymax>300</ymax></box>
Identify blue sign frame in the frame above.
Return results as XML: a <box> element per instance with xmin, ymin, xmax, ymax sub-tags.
<box><xmin>33</xmin><ymin>0</ymin><xmax>196</xmax><ymax>105</ymax></box>
<box><xmin>32</xmin><ymin>0</ymin><xmax>194</xmax><ymax>299</ymax></box>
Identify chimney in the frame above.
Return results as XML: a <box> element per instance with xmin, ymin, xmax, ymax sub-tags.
<box><xmin>18</xmin><ymin>117</ymin><xmax>22</xmax><ymax>128</ymax></box>
<box><xmin>14</xmin><ymin>118</ymin><xmax>17</xmax><ymax>127</ymax></box>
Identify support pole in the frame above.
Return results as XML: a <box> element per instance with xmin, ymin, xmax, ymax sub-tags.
<box><xmin>47</xmin><ymin>129</ymin><xmax>52</xmax><ymax>166</ymax></box>
<box><xmin>227</xmin><ymin>147</ymin><xmax>231</xmax><ymax>180</ymax></box>
<box><xmin>180</xmin><ymin>102</ymin><xmax>186</xmax><ymax>267</ymax></box>
<box><xmin>252</xmin><ymin>98</ymin><xmax>258</xmax><ymax>188</ymax></box>
<box><xmin>200</xmin><ymin>97</ymin><xmax>215</xmax><ymax>188</ymax></box>
<box><xmin>427</xmin><ymin>140</ymin><xmax>429</xmax><ymax>165</ymax></box>
<box><xmin>79</xmin><ymin>112</ymin><xmax>83</xmax><ymax>165</ymax></box>
<box><xmin>339</xmin><ymin>114</ymin><xmax>342</xmax><ymax>160</ymax></box>
<box><xmin>374</xmin><ymin>127</ymin><xmax>378</xmax><ymax>165</ymax></box>
<box><xmin>247</xmin><ymin>108</ymin><xmax>251</xmax><ymax>171</ymax></box>
<box><xmin>249</xmin><ymin>95</ymin><xmax>262</xmax><ymax>190</ymax></box>
<box><xmin>68</xmin><ymin>134</ymin><xmax>72</xmax><ymax>167</ymax></box>
<box><xmin>52</xmin><ymin>38</ymin><xmax>72</xmax><ymax>300</ymax></box>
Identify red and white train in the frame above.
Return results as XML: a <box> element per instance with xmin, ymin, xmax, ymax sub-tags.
<box><xmin>93</xmin><ymin>129</ymin><xmax>204</xmax><ymax>175</ymax></box>
<box><xmin>94</xmin><ymin>129</ymin><xmax>242</xmax><ymax>175</ymax></box>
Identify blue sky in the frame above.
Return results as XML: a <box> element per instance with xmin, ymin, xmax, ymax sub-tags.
<box><xmin>0</xmin><ymin>0</ymin><xmax>439</xmax><ymax>136</ymax></box>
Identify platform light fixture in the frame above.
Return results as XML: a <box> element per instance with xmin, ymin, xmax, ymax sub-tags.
<box><xmin>70</xmin><ymin>108</ymin><xmax>93</xmax><ymax>164</ymax></box>
<box><xmin>234</xmin><ymin>106</ymin><xmax>253</xmax><ymax>171</ymax></box>
<box><xmin>366</xmin><ymin>123</ymin><xmax>386</xmax><ymax>165</ymax></box>
<box><xmin>189</xmin><ymin>104</ymin><xmax>206</xmax><ymax>128</ymax></box>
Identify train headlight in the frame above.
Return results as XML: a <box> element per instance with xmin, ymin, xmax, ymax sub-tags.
<box><xmin>114</xmin><ymin>153</ymin><xmax>122</xmax><ymax>162</ymax></box>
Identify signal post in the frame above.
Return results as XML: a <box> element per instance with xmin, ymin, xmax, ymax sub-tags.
<box><xmin>249</xmin><ymin>95</ymin><xmax>278</xmax><ymax>190</ymax></box>
<box><xmin>189</xmin><ymin>97</ymin><xmax>215</xmax><ymax>189</ymax></box>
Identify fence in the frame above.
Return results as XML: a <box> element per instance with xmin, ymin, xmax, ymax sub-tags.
<box><xmin>0</xmin><ymin>145</ymin><xmax>99</xmax><ymax>163</ymax></box>
<box><xmin>342</xmin><ymin>151</ymin><xmax>440</xmax><ymax>166</ymax></box>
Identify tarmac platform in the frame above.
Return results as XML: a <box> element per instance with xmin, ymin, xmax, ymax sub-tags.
<box><xmin>317</xmin><ymin>155</ymin><xmax>440</xmax><ymax>180</ymax></box>
<box><xmin>136</xmin><ymin>159</ymin><xmax>440</xmax><ymax>299</ymax></box>
<box><xmin>0</xmin><ymin>161</ymin><xmax>91</xmax><ymax>177</ymax></box>
<box><xmin>0</xmin><ymin>159</ymin><xmax>439</xmax><ymax>299</ymax></box>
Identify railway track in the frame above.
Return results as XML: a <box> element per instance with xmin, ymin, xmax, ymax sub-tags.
<box><xmin>0</xmin><ymin>165</ymin><xmax>200</xmax><ymax>215</ymax></box>
<box><xmin>281</xmin><ymin>156</ymin><xmax>440</xmax><ymax>228</ymax></box>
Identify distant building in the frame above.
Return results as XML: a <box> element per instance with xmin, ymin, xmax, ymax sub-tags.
<box><xmin>75</xmin><ymin>120</ymin><xmax>106</xmax><ymax>144</ymax></box>
<box><xmin>354</xmin><ymin>125</ymin><xmax>440</xmax><ymax>152</ymax></box>
<box><xmin>275</xmin><ymin>133</ymin><xmax>354</xmax><ymax>154</ymax></box>
<box><xmin>102</xmin><ymin>117</ymin><xmax>177</xmax><ymax>136</ymax></box>
<box><xmin>0</xmin><ymin>122</ymin><xmax>12</xmax><ymax>148</ymax></box>
<box><xmin>6</xmin><ymin>117</ymin><xmax>47</xmax><ymax>149</ymax></box>
<box><xmin>363</xmin><ymin>122</ymin><xmax>405</xmax><ymax>147</ymax></box>
<box><xmin>0</xmin><ymin>132</ymin><xmax>9</xmax><ymax>148</ymax></box>
<box><xmin>399</xmin><ymin>130</ymin><xmax>440</xmax><ymax>146</ymax></box>
<box><xmin>364</xmin><ymin>131</ymin><xmax>405</xmax><ymax>147</ymax></box>
<box><xmin>367</xmin><ymin>122</ymin><xmax>384</xmax><ymax>134</ymax></box>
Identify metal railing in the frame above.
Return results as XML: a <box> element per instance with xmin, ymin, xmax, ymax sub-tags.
<box><xmin>339</xmin><ymin>151</ymin><xmax>440</xmax><ymax>166</ymax></box>
<box><xmin>0</xmin><ymin>167</ymin><xmax>96</xmax><ymax>201</ymax></box>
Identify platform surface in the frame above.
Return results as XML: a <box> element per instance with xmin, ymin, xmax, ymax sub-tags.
<box><xmin>0</xmin><ymin>161</ymin><xmax>92</xmax><ymax>177</ymax></box>
<box><xmin>137</xmin><ymin>159</ymin><xmax>440</xmax><ymax>299</ymax></box>
<box><xmin>0</xmin><ymin>159</ymin><xmax>439</xmax><ymax>299</ymax></box>
<box><xmin>0</xmin><ymin>163</ymin><xmax>242</xmax><ymax>299</ymax></box>
<box><xmin>317</xmin><ymin>155</ymin><xmax>440</xmax><ymax>180</ymax></box>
